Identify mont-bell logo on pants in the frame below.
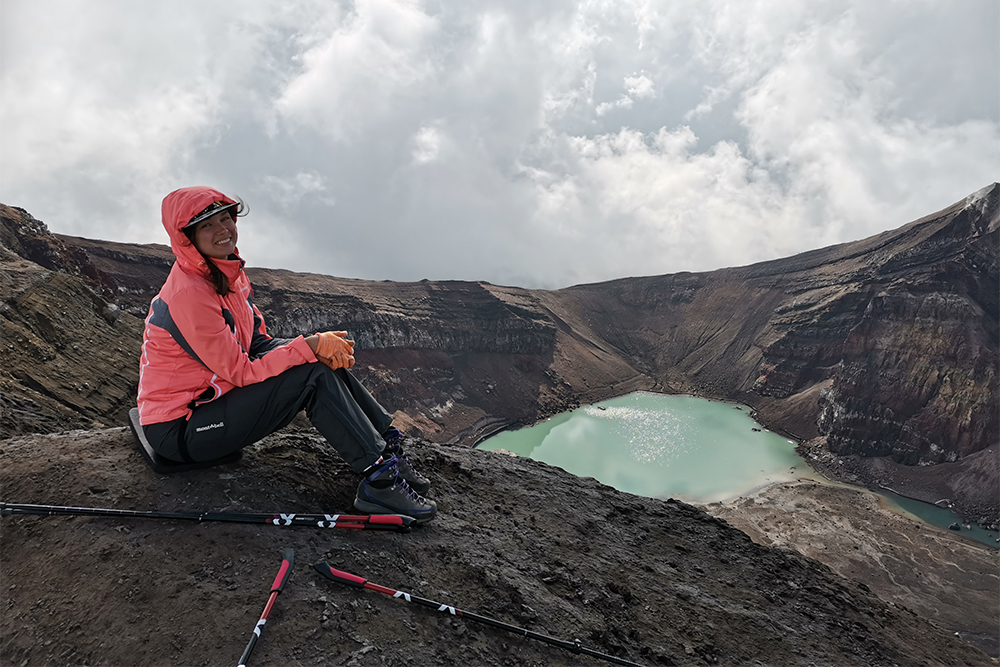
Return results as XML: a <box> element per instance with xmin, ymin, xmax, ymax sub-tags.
<box><xmin>195</xmin><ymin>421</ymin><xmax>225</xmax><ymax>433</ymax></box>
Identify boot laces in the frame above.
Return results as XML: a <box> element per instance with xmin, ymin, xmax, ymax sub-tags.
<box><xmin>391</xmin><ymin>474</ymin><xmax>425</xmax><ymax>503</ymax></box>
<box><xmin>396</xmin><ymin>450</ymin><xmax>417</xmax><ymax>472</ymax></box>
<box><xmin>368</xmin><ymin>454</ymin><xmax>425</xmax><ymax>504</ymax></box>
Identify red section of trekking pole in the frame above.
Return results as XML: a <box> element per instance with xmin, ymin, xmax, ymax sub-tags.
<box><xmin>313</xmin><ymin>562</ymin><xmax>648</xmax><ymax>667</ymax></box>
<box><xmin>304</xmin><ymin>513</ymin><xmax>405</xmax><ymax>525</ymax></box>
<box><xmin>318</xmin><ymin>566</ymin><xmax>368</xmax><ymax>588</ymax></box>
<box><xmin>237</xmin><ymin>549</ymin><xmax>294</xmax><ymax>667</ymax></box>
<box><xmin>312</xmin><ymin>565</ymin><xmax>398</xmax><ymax>597</ymax></box>
<box><xmin>262</xmin><ymin>512</ymin><xmax>412</xmax><ymax>530</ymax></box>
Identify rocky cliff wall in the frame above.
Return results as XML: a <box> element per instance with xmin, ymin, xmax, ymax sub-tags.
<box><xmin>552</xmin><ymin>186</ymin><xmax>997</xmax><ymax>483</ymax></box>
<box><xmin>0</xmin><ymin>227</ymin><xmax>142</xmax><ymax>434</ymax></box>
<box><xmin>2</xmin><ymin>187</ymin><xmax>996</xmax><ymax>521</ymax></box>
<box><xmin>252</xmin><ymin>279</ymin><xmax>557</xmax><ymax>355</ymax></box>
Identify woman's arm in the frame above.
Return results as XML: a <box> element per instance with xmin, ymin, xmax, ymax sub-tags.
<box><xmin>169</xmin><ymin>288</ymin><xmax>316</xmax><ymax>388</ymax></box>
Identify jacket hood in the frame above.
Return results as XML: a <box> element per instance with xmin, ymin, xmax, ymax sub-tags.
<box><xmin>161</xmin><ymin>186</ymin><xmax>241</xmax><ymax>277</ymax></box>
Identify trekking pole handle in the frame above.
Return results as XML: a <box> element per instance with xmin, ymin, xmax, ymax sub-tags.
<box><xmin>271</xmin><ymin>549</ymin><xmax>295</xmax><ymax>593</ymax></box>
<box><xmin>314</xmin><ymin>563</ymin><xmax>367</xmax><ymax>588</ymax></box>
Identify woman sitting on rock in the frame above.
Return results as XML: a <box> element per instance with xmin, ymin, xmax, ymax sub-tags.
<box><xmin>135</xmin><ymin>185</ymin><xmax>435</xmax><ymax>522</ymax></box>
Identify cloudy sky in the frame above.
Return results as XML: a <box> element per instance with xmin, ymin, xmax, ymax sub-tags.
<box><xmin>2</xmin><ymin>0</ymin><xmax>997</xmax><ymax>288</ymax></box>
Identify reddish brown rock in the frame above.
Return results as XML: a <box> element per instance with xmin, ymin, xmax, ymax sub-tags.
<box><xmin>2</xmin><ymin>185</ymin><xmax>996</xmax><ymax>523</ymax></box>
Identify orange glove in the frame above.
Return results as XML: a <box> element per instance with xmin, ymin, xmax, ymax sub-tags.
<box><xmin>314</xmin><ymin>331</ymin><xmax>355</xmax><ymax>370</ymax></box>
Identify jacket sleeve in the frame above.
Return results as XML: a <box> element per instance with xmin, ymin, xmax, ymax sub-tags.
<box><xmin>169</xmin><ymin>286</ymin><xmax>317</xmax><ymax>388</ymax></box>
<box><xmin>247</xmin><ymin>301</ymin><xmax>292</xmax><ymax>358</ymax></box>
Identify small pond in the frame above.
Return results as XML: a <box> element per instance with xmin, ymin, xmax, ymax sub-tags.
<box><xmin>478</xmin><ymin>391</ymin><xmax>999</xmax><ymax>548</ymax></box>
<box><xmin>478</xmin><ymin>392</ymin><xmax>821</xmax><ymax>504</ymax></box>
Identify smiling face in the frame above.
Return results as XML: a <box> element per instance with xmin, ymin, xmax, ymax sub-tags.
<box><xmin>191</xmin><ymin>210</ymin><xmax>238</xmax><ymax>259</ymax></box>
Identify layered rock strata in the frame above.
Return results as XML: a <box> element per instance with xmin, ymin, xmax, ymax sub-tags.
<box><xmin>1</xmin><ymin>185</ymin><xmax>996</xmax><ymax>522</ymax></box>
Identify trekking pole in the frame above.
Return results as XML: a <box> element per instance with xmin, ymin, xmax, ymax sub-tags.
<box><xmin>237</xmin><ymin>548</ymin><xmax>294</xmax><ymax>667</ymax></box>
<box><xmin>314</xmin><ymin>562</ymin><xmax>647</xmax><ymax>667</ymax></box>
<box><xmin>0</xmin><ymin>502</ymin><xmax>413</xmax><ymax>532</ymax></box>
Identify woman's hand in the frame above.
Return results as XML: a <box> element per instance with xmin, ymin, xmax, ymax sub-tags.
<box><xmin>307</xmin><ymin>331</ymin><xmax>355</xmax><ymax>370</ymax></box>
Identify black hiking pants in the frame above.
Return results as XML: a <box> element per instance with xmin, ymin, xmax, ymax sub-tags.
<box><xmin>143</xmin><ymin>364</ymin><xmax>392</xmax><ymax>472</ymax></box>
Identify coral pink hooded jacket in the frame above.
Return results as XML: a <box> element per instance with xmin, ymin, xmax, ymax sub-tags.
<box><xmin>137</xmin><ymin>186</ymin><xmax>316</xmax><ymax>425</ymax></box>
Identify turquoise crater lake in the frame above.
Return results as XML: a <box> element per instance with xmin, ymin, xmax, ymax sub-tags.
<box><xmin>478</xmin><ymin>391</ymin><xmax>821</xmax><ymax>503</ymax></box>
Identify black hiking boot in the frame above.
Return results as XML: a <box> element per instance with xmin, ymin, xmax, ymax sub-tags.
<box><xmin>354</xmin><ymin>455</ymin><xmax>437</xmax><ymax>523</ymax></box>
<box><xmin>382</xmin><ymin>427</ymin><xmax>431</xmax><ymax>495</ymax></box>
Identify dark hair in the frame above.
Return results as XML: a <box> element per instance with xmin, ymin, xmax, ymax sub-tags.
<box><xmin>182</xmin><ymin>198</ymin><xmax>247</xmax><ymax>296</ymax></box>
<box><xmin>230</xmin><ymin>197</ymin><xmax>250</xmax><ymax>219</ymax></box>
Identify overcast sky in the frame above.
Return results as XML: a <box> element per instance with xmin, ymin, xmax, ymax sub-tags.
<box><xmin>2</xmin><ymin>1</ymin><xmax>997</xmax><ymax>288</ymax></box>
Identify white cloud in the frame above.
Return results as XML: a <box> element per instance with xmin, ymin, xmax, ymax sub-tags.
<box><xmin>274</xmin><ymin>0</ymin><xmax>439</xmax><ymax>141</ymax></box>
<box><xmin>735</xmin><ymin>6</ymin><xmax>1000</xmax><ymax>240</ymax></box>
<box><xmin>258</xmin><ymin>171</ymin><xmax>335</xmax><ymax>209</ymax></box>
<box><xmin>411</xmin><ymin>126</ymin><xmax>444</xmax><ymax>164</ymax></box>
<box><xmin>0</xmin><ymin>0</ymin><xmax>323</xmax><ymax>241</ymax></box>
<box><xmin>596</xmin><ymin>72</ymin><xmax>655</xmax><ymax>116</ymax></box>
<box><xmin>518</xmin><ymin>126</ymin><xmax>814</xmax><ymax>284</ymax></box>
<box><xmin>595</xmin><ymin>96</ymin><xmax>634</xmax><ymax>116</ymax></box>
<box><xmin>0</xmin><ymin>0</ymin><xmax>996</xmax><ymax>288</ymax></box>
<box><xmin>624</xmin><ymin>73</ymin><xmax>655</xmax><ymax>99</ymax></box>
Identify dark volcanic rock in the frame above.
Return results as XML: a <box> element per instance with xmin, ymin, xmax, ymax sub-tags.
<box><xmin>0</xmin><ymin>204</ymin><xmax>94</xmax><ymax>278</ymax></box>
<box><xmin>0</xmin><ymin>208</ymin><xmax>143</xmax><ymax>435</ymax></box>
<box><xmin>535</xmin><ymin>185</ymin><xmax>999</xmax><ymax>521</ymax></box>
<box><xmin>51</xmin><ymin>233</ymin><xmax>175</xmax><ymax>317</ymax></box>
<box><xmin>253</xmin><ymin>278</ymin><xmax>557</xmax><ymax>354</ymax></box>
<box><xmin>817</xmin><ymin>194</ymin><xmax>998</xmax><ymax>466</ymax></box>
<box><xmin>2</xmin><ymin>189</ymin><xmax>998</xmax><ymax>664</ymax></box>
<box><xmin>2</xmin><ymin>186</ymin><xmax>997</xmax><ymax>522</ymax></box>
<box><xmin>1</xmin><ymin>427</ymin><xmax>991</xmax><ymax>666</ymax></box>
